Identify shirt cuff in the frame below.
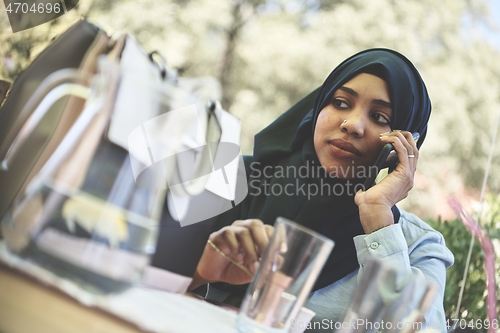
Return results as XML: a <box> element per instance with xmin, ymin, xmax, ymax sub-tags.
<box><xmin>353</xmin><ymin>224</ymin><xmax>408</xmax><ymax>266</ymax></box>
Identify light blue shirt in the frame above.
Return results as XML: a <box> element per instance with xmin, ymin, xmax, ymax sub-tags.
<box><xmin>303</xmin><ymin>210</ymin><xmax>454</xmax><ymax>333</ymax></box>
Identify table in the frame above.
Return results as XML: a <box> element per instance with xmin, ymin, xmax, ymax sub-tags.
<box><xmin>0</xmin><ymin>244</ymin><xmax>239</xmax><ymax>333</ymax></box>
<box><xmin>0</xmin><ymin>266</ymin><xmax>143</xmax><ymax>333</ymax></box>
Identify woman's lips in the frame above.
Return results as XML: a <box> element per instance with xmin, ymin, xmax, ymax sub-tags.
<box><xmin>327</xmin><ymin>139</ymin><xmax>362</xmax><ymax>159</ymax></box>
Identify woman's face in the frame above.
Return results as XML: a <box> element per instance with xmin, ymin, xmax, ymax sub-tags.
<box><xmin>314</xmin><ymin>73</ymin><xmax>393</xmax><ymax>178</ymax></box>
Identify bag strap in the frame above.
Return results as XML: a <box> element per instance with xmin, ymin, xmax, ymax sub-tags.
<box><xmin>0</xmin><ymin>80</ymin><xmax>10</xmax><ymax>107</ymax></box>
<box><xmin>0</xmin><ymin>70</ymin><xmax>89</xmax><ymax>170</ymax></box>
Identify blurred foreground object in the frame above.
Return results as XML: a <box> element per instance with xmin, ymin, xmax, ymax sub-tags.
<box><xmin>338</xmin><ymin>259</ymin><xmax>438</xmax><ymax>333</ymax></box>
<box><xmin>0</xmin><ymin>19</ymin><xmax>239</xmax><ymax>295</ymax></box>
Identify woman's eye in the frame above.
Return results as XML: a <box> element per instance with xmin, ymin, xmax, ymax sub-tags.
<box><xmin>372</xmin><ymin>113</ymin><xmax>390</xmax><ymax>125</ymax></box>
<box><xmin>332</xmin><ymin>98</ymin><xmax>349</xmax><ymax>109</ymax></box>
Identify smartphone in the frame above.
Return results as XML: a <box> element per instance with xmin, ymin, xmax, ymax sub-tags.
<box><xmin>362</xmin><ymin>132</ymin><xmax>420</xmax><ymax>190</ymax></box>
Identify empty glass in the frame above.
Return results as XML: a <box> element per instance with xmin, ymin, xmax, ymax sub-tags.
<box><xmin>336</xmin><ymin>259</ymin><xmax>390</xmax><ymax>333</ymax></box>
<box><xmin>236</xmin><ymin>217</ymin><xmax>334</xmax><ymax>333</ymax></box>
<box><xmin>337</xmin><ymin>259</ymin><xmax>438</xmax><ymax>333</ymax></box>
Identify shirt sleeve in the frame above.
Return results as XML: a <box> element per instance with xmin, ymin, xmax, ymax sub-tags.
<box><xmin>353</xmin><ymin>220</ymin><xmax>454</xmax><ymax>333</ymax></box>
<box><xmin>354</xmin><ymin>223</ymin><xmax>411</xmax><ymax>275</ymax></box>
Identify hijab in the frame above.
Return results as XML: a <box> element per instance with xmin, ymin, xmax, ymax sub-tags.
<box><xmin>217</xmin><ymin>48</ymin><xmax>432</xmax><ymax>292</ymax></box>
<box><xmin>255</xmin><ymin>48</ymin><xmax>431</xmax><ymax>162</ymax></box>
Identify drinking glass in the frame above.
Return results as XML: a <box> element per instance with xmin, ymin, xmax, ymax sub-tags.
<box><xmin>236</xmin><ymin>217</ymin><xmax>334</xmax><ymax>332</ymax></box>
<box><xmin>336</xmin><ymin>259</ymin><xmax>391</xmax><ymax>333</ymax></box>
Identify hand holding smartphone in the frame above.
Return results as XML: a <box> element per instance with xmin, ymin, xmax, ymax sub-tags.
<box><xmin>362</xmin><ymin>132</ymin><xmax>420</xmax><ymax>190</ymax></box>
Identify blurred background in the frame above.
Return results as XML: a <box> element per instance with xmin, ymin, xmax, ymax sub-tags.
<box><xmin>1</xmin><ymin>0</ymin><xmax>499</xmax><ymax>325</ymax></box>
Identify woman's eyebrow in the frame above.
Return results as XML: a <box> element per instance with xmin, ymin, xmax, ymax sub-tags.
<box><xmin>373</xmin><ymin>99</ymin><xmax>392</xmax><ymax>109</ymax></box>
<box><xmin>339</xmin><ymin>86</ymin><xmax>392</xmax><ymax>109</ymax></box>
<box><xmin>339</xmin><ymin>86</ymin><xmax>357</xmax><ymax>97</ymax></box>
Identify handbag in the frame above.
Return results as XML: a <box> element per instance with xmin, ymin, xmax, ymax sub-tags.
<box><xmin>0</xmin><ymin>19</ymin><xmax>112</xmax><ymax>221</ymax></box>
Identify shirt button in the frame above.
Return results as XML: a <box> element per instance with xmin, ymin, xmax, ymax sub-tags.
<box><xmin>370</xmin><ymin>242</ymin><xmax>379</xmax><ymax>250</ymax></box>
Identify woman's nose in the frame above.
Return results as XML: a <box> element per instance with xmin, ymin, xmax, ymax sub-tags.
<box><xmin>340</xmin><ymin>109</ymin><xmax>366</xmax><ymax>137</ymax></box>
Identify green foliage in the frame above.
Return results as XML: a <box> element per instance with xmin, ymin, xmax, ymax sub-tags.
<box><xmin>429</xmin><ymin>217</ymin><xmax>486</xmax><ymax>321</ymax></box>
<box><xmin>427</xmin><ymin>194</ymin><xmax>500</xmax><ymax>322</ymax></box>
<box><xmin>0</xmin><ymin>2</ymin><xmax>87</xmax><ymax>80</ymax></box>
<box><xmin>0</xmin><ymin>30</ymin><xmax>52</xmax><ymax>80</ymax></box>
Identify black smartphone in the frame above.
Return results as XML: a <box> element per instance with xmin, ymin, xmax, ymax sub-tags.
<box><xmin>362</xmin><ymin>132</ymin><xmax>420</xmax><ymax>190</ymax></box>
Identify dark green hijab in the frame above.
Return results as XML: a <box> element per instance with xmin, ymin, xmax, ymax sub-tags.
<box><xmin>217</xmin><ymin>48</ymin><xmax>431</xmax><ymax>292</ymax></box>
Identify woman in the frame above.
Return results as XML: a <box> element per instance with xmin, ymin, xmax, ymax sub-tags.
<box><xmin>189</xmin><ymin>49</ymin><xmax>454</xmax><ymax>331</ymax></box>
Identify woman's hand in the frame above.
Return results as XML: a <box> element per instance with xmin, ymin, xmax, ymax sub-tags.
<box><xmin>189</xmin><ymin>219</ymin><xmax>273</xmax><ymax>290</ymax></box>
<box><xmin>355</xmin><ymin>130</ymin><xmax>418</xmax><ymax>234</ymax></box>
